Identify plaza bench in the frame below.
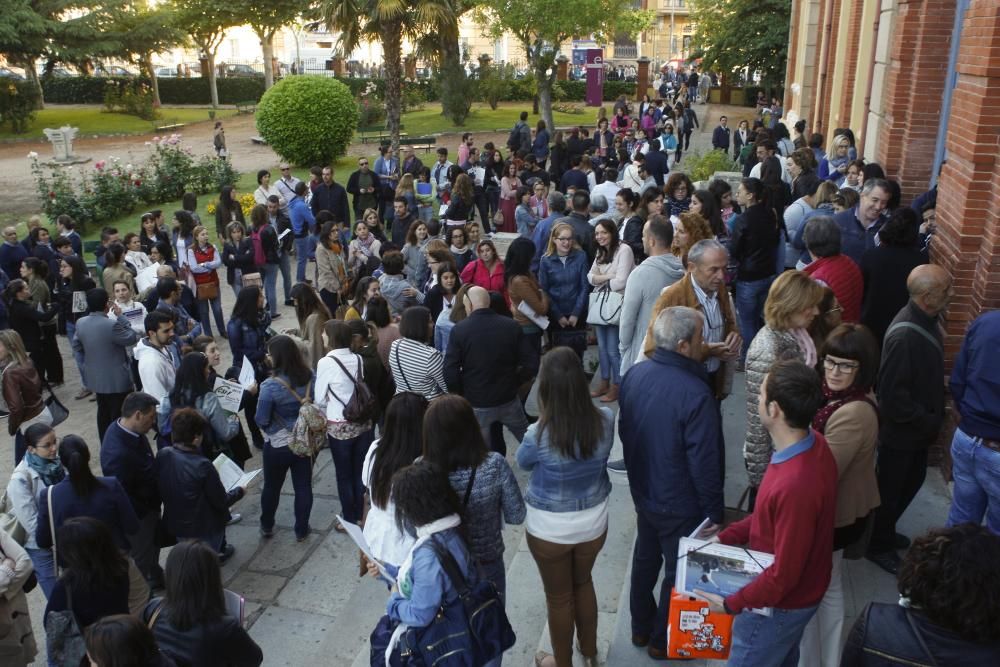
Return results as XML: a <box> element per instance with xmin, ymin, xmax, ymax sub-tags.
<box><xmin>250</xmin><ymin>136</ymin><xmax>267</xmax><ymax>145</ymax></box>
<box><xmin>154</xmin><ymin>123</ymin><xmax>185</xmax><ymax>133</ymax></box>
<box><xmin>358</xmin><ymin>124</ymin><xmax>406</xmax><ymax>144</ymax></box>
<box><xmin>235</xmin><ymin>101</ymin><xmax>257</xmax><ymax>115</ymax></box>
<box><xmin>379</xmin><ymin>135</ymin><xmax>437</xmax><ymax>152</ymax></box>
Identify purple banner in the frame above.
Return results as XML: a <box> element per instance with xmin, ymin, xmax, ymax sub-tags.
<box><xmin>585</xmin><ymin>48</ymin><xmax>604</xmax><ymax>107</ymax></box>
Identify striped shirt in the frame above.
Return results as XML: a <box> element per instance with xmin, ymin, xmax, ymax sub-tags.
<box><xmin>691</xmin><ymin>278</ymin><xmax>723</xmax><ymax>373</ymax></box>
<box><xmin>388</xmin><ymin>338</ymin><xmax>447</xmax><ymax>401</ymax></box>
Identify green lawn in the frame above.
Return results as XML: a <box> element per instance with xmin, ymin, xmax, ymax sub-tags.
<box><xmin>399</xmin><ymin>103</ymin><xmax>600</xmax><ymax>136</ymax></box>
<box><xmin>0</xmin><ymin>107</ymin><xmax>238</xmax><ymax>141</ymax></box>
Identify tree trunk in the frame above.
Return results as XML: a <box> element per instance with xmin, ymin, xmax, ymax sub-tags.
<box><xmin>260</xmin><ymin>31</ymin><xmax>275</xmax><ymax>90</ymax></box>
<box><xmin>20</xmin><ymin>58</ymin><xmax>44</xmax><ymax>110</ymax></box>
<box><xmin>535</xmin><ymin>63</ymin><xmax>555</xmax><ymax>138</ymax></box>
<box><xmin>532</xmin><ymin>94</ymin><xmax>539</xmax><ymax>115</ymax></box>
<box><xmin>383</xmin><ymin>25</ymin><xmax>404</xmax><ymax>149</ymax></box>
<box><xmin>207</xmin><ymin>52</ymin><xmax>219</xmax><ymax>108</ymax></box>
<box><xmin>143</xmin><ymin>53</ymin><xmax>161</xmax><ymax>108</ymax></box>
<box><xmin>437</xmin><ymin>30</ymin><xmax>462</xmax><ymax>117</ymax></box>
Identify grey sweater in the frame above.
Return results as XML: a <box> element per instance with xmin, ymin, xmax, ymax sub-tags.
<box><xmin>618</xmin><ymin>252</ymin><xmax>685</xmax><ymax>376</ymax></box>
<box><xmin>447</xmin><ymin>452</ymin><xmax>525</xmax><ymax>564</ymax></box>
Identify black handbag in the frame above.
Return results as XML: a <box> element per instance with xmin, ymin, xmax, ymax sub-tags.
<box><xmin>369</xmin><ymin>537</ymin><xmax>515</xmax><ymax>667</ymax></box>
<box><xmin>42</xmin><ymin>380</ymin><xmax>69</xmax><ymax>427</ymax></box>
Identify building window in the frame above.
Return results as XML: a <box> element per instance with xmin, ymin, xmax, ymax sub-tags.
<box><xmin>317</xmin><ymin>41</ymin><xmax>333</xmax><ymax>49</ymax></box>
<box><xmin>682</xmin><ymin>36</ymin><xmax>692</xmax><ymax>54</ymax></box>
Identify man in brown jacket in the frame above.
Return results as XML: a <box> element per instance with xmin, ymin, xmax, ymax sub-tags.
<box><xmin>641</xmin><ymin>239</ymin><xmax>741</xmax><ymax>400</ymax></box>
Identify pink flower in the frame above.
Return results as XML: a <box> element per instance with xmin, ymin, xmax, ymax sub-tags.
<box><xmin>95</xmin><ymin>160</ymin><xmax>106</xmax><ymax>170</ymax></box>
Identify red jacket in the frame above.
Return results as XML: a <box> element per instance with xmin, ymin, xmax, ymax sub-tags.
<box><xmin>719</xmin><ymin>430</ymin><xmax>838</xmax><ymax>613</ymax></box>
<box><xmin>460</xmin><ymin>259</ymin><xmax>506</xmax><ymax>297</ymax></box>
<box><xmin>804</xmin><ymin>254</ymin><xmax>863</xmax><ymax>322</ymax></box>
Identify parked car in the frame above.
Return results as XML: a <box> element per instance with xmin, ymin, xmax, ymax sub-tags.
<box><xmin>0</xmin><ymin>67</ymin><xmax>25</xmax><ymax>80</ymax></box>
<box><xmin>96</xmin><ymin>65</ymin><xmax>134</xmax><ymax>77</ymax></box>
<box><xmin>221</xmin><ymin>63</ymin><xmax>258</xmax><ymax>78</ymax></box>
<box><xmin>48</xmin><ymin>67</ymin><xmax>76</xmax><ymax>78</ymax></box>
<box><xmin>155</xmin><ymin>67</ymin><xmax>177</xmax><ymax>78</ymax></box>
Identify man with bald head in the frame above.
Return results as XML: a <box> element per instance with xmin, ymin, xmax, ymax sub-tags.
<box><xmin>867</xmin><ymin>263</ymin><xmax>952</xmax><ymax>573</ymax></box>
<box><xmin>443</xmin><ymin>285</ymin><xmax>532</xmax><ymax>455</ymax></box>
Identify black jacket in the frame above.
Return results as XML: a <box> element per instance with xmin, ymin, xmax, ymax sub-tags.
<box><xmin>644</xmin><ymin>149</ymin><xmax>669</xmax><ymax>187</ymax></box>
<box><xmin>215</xmin><ymin>205</ymin><xmax>246</xmax><ymax>240</ymax></box>
<box><xmin>269</xmin><ymin>212</ymin><xmax>294</xmax><ymax>253</ymax></box>
<box><xmin>443</xmin><ymin>309</ymin><xmax>527</xmax><ymax>407</ymax></box>
<box><xmin>728</xmin><ymin>203</ymin><xmax>779</xmax><ymax>281</ymax></box>
<box><xmin>8</xmin><ymin>298</ymin><xmax>57</xmax><ymax>354</ymax></box>
<box><xmin>877</xmin><ymin>301</ymin><xmax>945</xmax><ymax>450</ymax></box>
<box><xmin>155</xmin><ymin>445</ymin><xmax>243</xmax><ymax>539</ymax></box>
<box><xmin>253</xmin><ymin>223</ymin><xmax>281</xmax><ymax>266</ymax></box>
<box><xmin>621</xmin><ymin>215</ymin><xmax>646</xmax><ymax>264</ymax></box>
<box><xmin>860</xmin><ymin>245</ymin><xmax>928</xmax><ymax>345</ymax></box>
<box><xmin>841</xmin><ymin>602</ymin><xmax>1000</xmax><ymax>667</ymax></box>
<box><xmin>346</xmin><ymin>169</ymin><xmax>383</xmax><ymax>217</ymax></box>
<box><xmin>222</xmin><ymin>239</ymin><xmax>255</xmax><ymax>286</ymax></box>
<box><xmin>142</xmin><ymin>599</ymin><xmax>263</xmax><ymax>667</ymax></box>
<box><xmin>100</xmin><ymin>420</ymin><xmax>161</xmax><ymax>519</ymax></box>
<box><xmin>310</xmin><ymin>181</ymin><xmax>351</xmax><ymax>224</ymax></box>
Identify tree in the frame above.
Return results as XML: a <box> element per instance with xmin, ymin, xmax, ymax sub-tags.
<box><xmin>473</xmin><ymin>0</ymin><xmax>652</xmax><ymax>134</ymax></box>
<box><xmin>116</xmin><ymin>3</ymin><xmax>185</xmax><ymax>107</ymax></box>
<box><xmin>172</xmin><ymin>0</ymin><xmax>241</xmax><ymax>108</ymax></box>
<box><xmin>689</xmin><ymin>0</ymin><xmax>791</xmax><ymax>91</ymax></box>
<box><xmin>256</xmin><ymin>76</ymin><xmax>358</xmax><ymax>166</ymax></box>
<box><xmin>318</xmin><ymin>0</ymin><xmax>454</xmax><ymax>149</ymax></box>
<box><xmin>413</xmin><ymin>0</ymin><xmax>476</xmax><ymax>124</ymax></box>
<box><xmin>240</xmin><ymin>0</ymin><xmax>309</xmax><ymax>90</ymax></box>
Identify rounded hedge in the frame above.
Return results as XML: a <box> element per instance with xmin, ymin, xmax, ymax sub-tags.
<box><xmin>256</xmin><ymin>76</ymin><xmax>358</xmax><ymax>167</ymax></box>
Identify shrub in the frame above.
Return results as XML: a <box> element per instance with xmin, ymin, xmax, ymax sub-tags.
<box><xmin>103</xmin><ymin>80</ymin><xmax>158</xmax><ymax>120</ymax></box>
<box><xmin>683</xmin><ymin>149</ymin><xmax>740</xmax><ymax>183</ymax></box>
<box><xmin>256</xmin><ymin>76</ymin><xmax>357</xmax><ymax>167</ymax></box>
<box><xmin>0</xmin><ymin>80</ymin><xmax>40</xmax><ymax>133</ymax></box>
<box><xmin>43</xmin><ymin>76</ymin><xmax>267</xmax><ymax>106</ymax></box>
<box><xmin>438</xmin><ymin>63</ymin><xmax>473</xmax><ymax>125</ymax></box>
<box><xmin>356</xmin><ymin>80</ymin><xmax>385</xmax><ymax>127</ymax></box>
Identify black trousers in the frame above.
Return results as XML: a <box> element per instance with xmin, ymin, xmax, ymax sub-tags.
<box><xmin>869</xmin><ymin>446</ymin><xmax>929</xmax><ymax>553</ymax></box>
<box><xmin>96</xmin><ymin>391</ymin><xmax>130</xmax><ymax>444</ymax></box>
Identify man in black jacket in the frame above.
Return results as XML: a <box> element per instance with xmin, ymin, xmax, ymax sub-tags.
<box><xmin>643</xmin><ymin>139</ymin><xmax>669</xmax><ymax>187</ymax></box>
<box><xmin>100</xmin><ymin>392</ymin><xmax>163</xmax><ymax>588</ymax></box>
<box><xmin>310</xmin><ymin>165</ymin><xmax>351</xmax><ymax>225</ymax></box>
<box><xmin>443</xmin><ymin>286</ymin><xmax>531</xmax><ymax>455</ymax></box>
<box><xmin>266</xmin><ymin>196</ymin><xmax>294</xmax><ymax>306</ymax></box>
<box><xmin>866</xmin><ymin>264</ymin><xmax>952</xmax><ymax>574</ymax></box>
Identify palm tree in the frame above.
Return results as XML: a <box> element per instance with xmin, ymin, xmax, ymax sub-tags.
<box><xmin>318</xmin><ymin>0</ymin><xmax>454</xmax><ymax>149</ymax></box>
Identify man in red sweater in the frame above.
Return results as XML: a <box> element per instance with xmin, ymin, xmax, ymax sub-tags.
<box><xmin>697</xmin><ymin>360</ymin><xmax>838</xmax><ymax>666</ymax></box>
<box><xmin>801</xmin><ymin>215</ymin><xmax>863</xmax><ymax>322</ymax></box>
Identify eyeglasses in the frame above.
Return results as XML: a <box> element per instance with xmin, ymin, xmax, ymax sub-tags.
<box><xmin>822</xmin><ymin>357</ymin><xmax>859</xmax><ymax>374</ymax></box>
<box><xmin>825</xmin><ymin>305</ymin><xmax>843</xmax><ymax>316</ymax></box>
<box><xmin>555</xmin><ymin>236</ymin><xmax>574</xmax><ymax>242</ymax></box>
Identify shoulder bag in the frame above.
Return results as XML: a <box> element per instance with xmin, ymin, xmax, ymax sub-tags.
<box><xmin>327</xmin><ymin>354</ymin><xmax>378</xmax><ymax>425</ymax></box>
<box><xmin>44</xmin><ymin>487</ymin><xmax>87</xmax><ymax>667</ymax></box>
<box><xmin>42</xmin><ymin>380</ymin><xmax>69</xmax><ymax>428</ymax></box>
<box><xmin>587</xmin><ymin>282</ymin><xmax>624</xmax><ymax>326</ymax></box>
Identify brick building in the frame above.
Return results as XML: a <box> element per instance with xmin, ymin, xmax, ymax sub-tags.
<box><xmin>782</xmin><ymin>0</ymin><xmax>1000</xmax><ymax>360</ymax></box>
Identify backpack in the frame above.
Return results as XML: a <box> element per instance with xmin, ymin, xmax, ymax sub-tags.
<box><xmin>326</xmin><ymin>354</ymin><xmax>378</xmax><ymax>424</ymax></box>
<box><xmin>272</xmin><ymin>378</ymin><xmax>327</xmax><ymax>458</ymax></box>
<box><xmin>250</xmin><ymin>227</ymin><xmax>267</xmax><ymax>268</ymax></box>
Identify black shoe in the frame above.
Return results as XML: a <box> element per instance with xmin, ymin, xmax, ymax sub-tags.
<box><xmin>284</xmin><ymin>299</ymin><xmax>294</xmax><ymax>306</ymax></box>
<box><xmin>866</xmin><ymin>550</ymin><xmax>902</xmax><ymax>575</ymax></box>
<box><xmin>260</xmin><ymin>525</ymin><xmax>274</xmax><ymax>538</ymax></box>
<box><xmin>894</xmin><ymin>532</ymin><xmax>911</xmax><ymax>550</ymax></box>
<box><xmin>607</xmin><ymin>459</ymin><xmax>628</xmax><ymax>474</ymax></box>
<box><xmin>219</xmin><ymin>544</ymin><xmax>236</xmax><ymax>564</ymax></box>
<box><xmin>631</xmin><ymin>634</ymin><xmax>649</xmax><ymax>648</ymax></box>
<box><xmin>271</xmin><ymin>313</ymin><xmax>281</xmax><ymax>320</ymax></box>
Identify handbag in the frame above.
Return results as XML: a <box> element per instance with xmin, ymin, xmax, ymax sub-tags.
<box><xmin>197</xmin><ymin>280</ymin><xmax>220</xmax><ymax>301</ymax></box>
<box><xmin>327</xmin><ymin>354</ymin><xmax>378</xmax><ymax>424</ymax></box>
<box><xmin>42</xmin><ymin>381</ymin><xmax>69</xmax><ymax>428</ymax></box>
<box><xmin>0</xmin><ymin>481</ymin><xmax>26</xmax><ymax>545</ymax></box>
<box><xmin>369</xmin><ymin>537</ymin><xmax>515</xmax><ymax>667</ymax></box>
<box><xmin>44</xmin><ymin>586</ymin><xmax>86</xmax><ymax>667</ymax></box>
<box><xmin>586</xmin><ymin>283</ymin><xmax>624</xmax><ymax>326</ymax></box>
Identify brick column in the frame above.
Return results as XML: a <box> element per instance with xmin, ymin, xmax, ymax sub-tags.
<box><xmin>811</xmin><ymin>0</ymin><xmax>842</xmax><ymax>134</ymax></box>
<box><xmin>636</xmin><ymin>57</ymin><xmax>651</xmax><ymax>94</ymax></box>
<box><xmin>835</xmin><ymin>0</ymin><xmax>864</xmax><ymax>126</ymax></box>
<box><xmin>932</xmin><ymin>0</ymin><xmax>1000</xmax><ymax>360</ymax></box>
<box><xmin>876</xmin><ymin>0</ymin><xmax>956</xmax><ymax>204</ymax></box>
<box><xmin>556</xmin><ymin>55</ymin><xmax>569</xmax><ymax>82</ymax></box>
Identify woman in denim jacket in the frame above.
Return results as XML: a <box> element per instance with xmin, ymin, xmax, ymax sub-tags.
<box><xmin>255</xmin><ymin>335</ymin><xmax>315</xmax><ymax>541</ymax></box>
<box><xmin>516</xmin><ymin>348</ymin><xmax>614</xmax><ymax>667</ymax></box>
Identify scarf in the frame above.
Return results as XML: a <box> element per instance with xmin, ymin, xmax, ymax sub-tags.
<box><xmin>668</xmin><ymin>197</ymin><xmax>691</xmax><ymax>217</ymax></box>
<box><xmin>26</xmin><ymin>452</ymin><xmax>65</xmax><ymax>487</ymax></box>
<box><xmin>790</xmin><ymin>327</ymin><xmax>817</xmax><ymax>367</ymax></box>
<box><xmin>356</xmin><ymin>234</ymin><xmax>376</xmax><ymax>256</ymax></box>
<box><xmin>384</xmin><ymin>513</ymin><xmax>462</xmax><ymax>666</ymax></box>
<box><xmin>812</xmin><ymin>381</ymin><xmax>873</xmax><ymax>434</ymax></box>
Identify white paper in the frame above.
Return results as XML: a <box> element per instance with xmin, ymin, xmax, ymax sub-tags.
<box><xmin>516</xmin><ymin>299</ymin><xmax>550</xmax><ymax>330</ymax></box>
<box><xmin>212</xmin><ymin>453</ymin><xmax>262</xmax><ymax>492</ymax></box>
<box><xmin>688</xmin><ymin>517</ymin><xmax>713</xmax><ymax>539</ymax></box>
<box><xmin>136</xmin><ymin>262</ymin><xmax>161</xmax><ymax>294</ymax></box>
<box><xmin>336</xmin><ymin>515</ymin><xmax>395</xmax><ymax>584</ymax></box>
<box><xmin>213</xmin><ymin>377</ymin><xmax>244</xmax><ymax>414</ymax></box>
<box><xmin>238</xmin><ymin>356</ymin><xmax>256</xmax><ymax>389</ymax></box>
<box><xmin>278</xmin><ymin>228</ymin><xmax>292</xmax><ymax>242</ymax></box>
<box><xmin>224</xmin><ymin>589</ymin><xmax>245</xmax><ymax>625</ymax></box>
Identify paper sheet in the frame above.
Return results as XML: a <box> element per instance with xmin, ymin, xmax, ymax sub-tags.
<box><xmin>516</xmin><ymin>300</ymin><xmax>550</xmax><ymax>331</ymax></box>
<box><xmin>136</xmin><ymin>262</ymin><xmax>162</xmax><ymax>294</ymax></box>
<box><xmin>238</xmin><ymin>356</ymin><xmax>256</xmax><ymax>389</ymax></box>
<box><xmin>212</xmin><ymin>454</ymin><xmax>262</xmax><ymax>492</ymax></box>
<box><xmin>213</xmin><ymin>377</ymin><xmax>244</xmax><ymax>414</ymax></box>
<box><xmin>336</xmin><ymin>515</ymin><xmax>395</xmax><ymax>585</ymax></box>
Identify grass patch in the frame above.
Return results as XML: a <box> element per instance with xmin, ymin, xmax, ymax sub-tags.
<box><xmin>0</xmin><ymin>106</ymin><xmax>238</xmax><ymax>141</ymax></box>
<box><xmin>397</xmin><ymin>103</ymin><xmax>601</xmax><ymax>136</ymax></box>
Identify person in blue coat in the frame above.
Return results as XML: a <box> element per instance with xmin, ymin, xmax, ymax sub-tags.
<box><xmin>618</xmin><ymin>305</ymin><xmax>724</xmax><ymax>659</ymax></box>
<box><xmin>538</xmin><ymin>222</ymin><xmax>591</xmax><ymax>357</ymax></box>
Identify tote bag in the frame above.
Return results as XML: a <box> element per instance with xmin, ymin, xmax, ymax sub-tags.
<box><xmin>586</xmin><ymin>283</ymin><xmax>624</xmax><ymax>326</ymax></box>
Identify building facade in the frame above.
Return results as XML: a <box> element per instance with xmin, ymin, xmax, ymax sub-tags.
<box><xmin>783</xmin><ymin>0</ymin><xmax>1000</xmax><ymax>360</ymax></box>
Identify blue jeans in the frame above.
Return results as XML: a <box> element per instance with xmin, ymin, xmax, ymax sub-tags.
<box><xmin>629</xmin><ymin>511</ymin><xmax>703</xmax><ymax>649</ymax></box>
<box><xmin>294</xmin><ymin>236</ymin><xmax>310</xmax><ymax>283</ymax></box>
<box><xmin>26</xmin><ymin>546</ymin><xmax>57</xmax><ymax>598</ymax></box>
<box><xmin>278</xmin><ymin>252</ymin><xmax>293</xmax><ymax>301</ymax></box>
<box><xmin>735</xmin><ymin>276</ymin><xmax>773</xmax><ymax>361</ymax></box>
<box><xmin>65</xmin><ymin>320</ymin><xmax>88</xmax><ymax>390</ymax></box>
<box><xmin>472</xmin><ymin>399</ymin><xmax>529</xmax><ymax>457</ymax></box>
<box><xmin>728</xmin><ymin>605</ymin><xmax>819</xmax><ymax>667</ymax></box>
<box><xmin>478</xmin><ymin>558</ymin><xmax>506</xmax><ymax>667</ymax></box>
<box><xmin>417</xmin><ymin>205</ymin><xmax>434</xmax><ymax>224</ymax></box>
<box><xmin>261</xmin><ymin>442</ymin><xmax>315</xmax><ymax>539</ymax></box>
<box><xmin>329</xmin><ymin>429</ymin><xmax>373</xmax><ymax>524</ymax></box>
<box><xmin>197</xmin><ymin>293</ymin><xmax>226</xmax><ymax>337</ymax></box>
<box><xmin>262</xmin><ymin>263</ymin><xmax>279</xmax><ymax>316</ymax></box>
<box><xmin>947</xmin><ymin>427</ymin><xmax>1000</xmax><ymax>534</ymax></box>
<box><xmin>595</xmin><ymin>324</ymin><xmax>622</xmax><ymax>384</ymax></box>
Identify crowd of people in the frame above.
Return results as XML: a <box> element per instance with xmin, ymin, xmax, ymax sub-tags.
<box><xmin>0</xmin><ymin>91</ymin><xmax>996</xmax><ymax>667</ymax></box>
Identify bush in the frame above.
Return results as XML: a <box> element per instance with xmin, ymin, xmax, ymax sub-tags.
<box><xmin>683</xmin><ymin>149</ymin><xmax>740</xmax><ymax>183</ymax></box>
<box><xmin>43</xmin><ymin>75</ymin><xmax>267</xmax><ymax>106</ymax></box>
<box><xmin>0</xmin><ymin>80</ymin><xmax>39</xmax><ymax>133</ymax></box>
<box><xmin>256</xmin><ymin>76</ymin><xmax>357</xmax><ymax>167</ymax></box>
<box><xmin>103</xmin><ymin>80</ymin><xmax>158</xmax><ymax>120</ymax></box>
<box><xmin>438</xmin><ymin>62</ymin><xmax>473</xmax><ymax>125</ymax></box>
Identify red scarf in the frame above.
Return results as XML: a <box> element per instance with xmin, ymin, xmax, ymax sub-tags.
<box><xmin>811</xmin><ymin>381</ymin><xmax>875</xmax><ymax>434</ymax></box>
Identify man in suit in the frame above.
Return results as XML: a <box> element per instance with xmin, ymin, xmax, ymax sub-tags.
<box><xmin>444</xmin><ymin>286</ymin><xmax>531</xmax><ymax>456</ymax></box>
<box><xmin>73</xmin><ymin>288</ymin><xmax>140</xmax><ymax>441</ymax></box>
<box><xmin>643</xmin><ymin>139</ymin><xmax>669</xmax><ymax>188</ymax></box>
<box><xmin>712</xmin><ymin>116</ymin><xmax>731</xmax><ymax>152</ymax></box>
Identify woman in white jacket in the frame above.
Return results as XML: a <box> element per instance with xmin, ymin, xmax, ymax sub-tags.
<box><xmin>0</xmin><ymin>529</ymin><xmax>36</xmax><ymax>665</ymax></box>
<box><xmin>586</xmin><ymin>219</ymin><xmax>635</xmax><ymax>403</ymax></box>
<box><xmin>315</xmin><ymin>320</ymin><xmax>374</xmax><ymax>528</ymax></box>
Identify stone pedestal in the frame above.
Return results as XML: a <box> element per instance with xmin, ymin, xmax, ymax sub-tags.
<box><xmin>556</xmin><ymin>55</ymin><xmax>569</xmax><ymax>81</ymax></box>
<box><xmin>636</xmin><ymin>56</ymin><xmax>651</xmax><ymax>94</ymax></box>
<box><xmin>43</xmin><ymin>126</ymin><xmax>80</xmax><ymax>163</ymax></box>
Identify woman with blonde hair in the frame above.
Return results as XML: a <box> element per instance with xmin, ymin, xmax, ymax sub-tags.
<box><xmin>443</xmin><ymin>173</ymin><xmax>474</xmax><ymax>234</ymax></box>
<box><xmin>671</xmin><ymin>212</ymin><xmax>713</xmax><ymax>263</ymax></box>
<box><xmin>0</xmin><ymin>329</ymin><xmax>44</xmax><ymax>465</ymax></box>
<box><xmin>819</xmin><ymin>134</ymin><xmax>852</xmax><ymax>186</ymax></box>
<box><xmin>539</xmin><ymin>222</ymin><xmax>591</xmax><ymax>357</ymax></box>
<box><xmin>394</xmin><ymin>173</ymin><xmax>418</xmax><ymax>218</ymax></box>
<box><xmin>743</xmin><ymin>270</ymin><xmax>826</xmax><ymax>504</ymax></box>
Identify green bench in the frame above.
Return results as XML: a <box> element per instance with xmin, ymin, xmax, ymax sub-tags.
<box><xmin>235</xmin><ymin>101</ymin><xmax>257</xmax><ymax>115</ymax></box>
<box><xmin>358</xmin><ymin>124</ymin><xmax>406</xmax><ymax>144</ymax></box>
<box><xmin>379</xmin><ymin>135</ymin><xmax>437</xmax><ymax>152</ymax></box>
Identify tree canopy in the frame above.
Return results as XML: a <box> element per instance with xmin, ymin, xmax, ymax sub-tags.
<box><xmin>689</xmin><ymin>0</ymin><xmax>791</xmax><ymax>89</ymax></box>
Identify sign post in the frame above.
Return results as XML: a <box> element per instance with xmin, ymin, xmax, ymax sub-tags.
<box><xmin>585</xmin><ymin>48</ymin><xmax>604</xmax><ymax>107</ymax></box>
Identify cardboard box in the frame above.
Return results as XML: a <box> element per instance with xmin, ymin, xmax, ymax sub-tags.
<box><xmin>666</xmin><ymin>588</ymin><xmax>733</xmax><ymax>660</ymax></box>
